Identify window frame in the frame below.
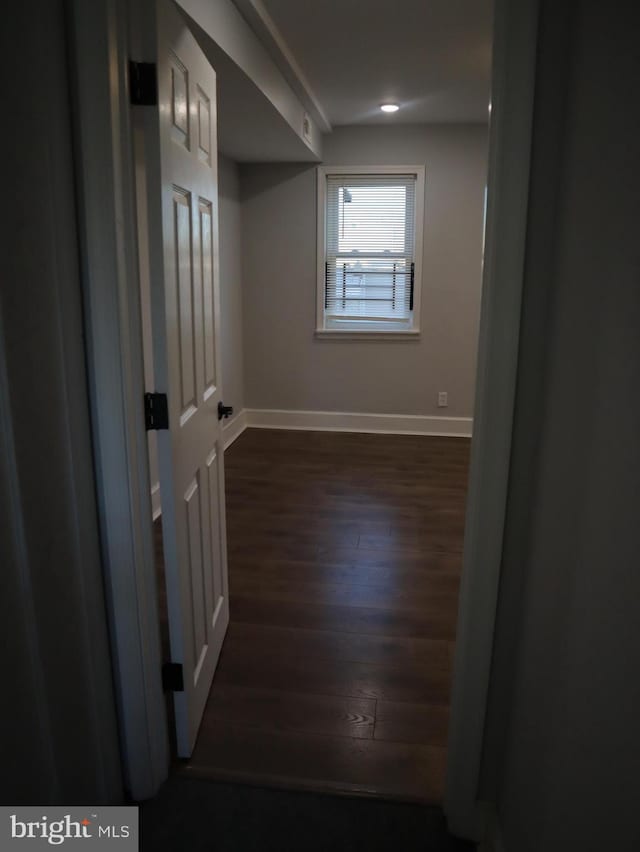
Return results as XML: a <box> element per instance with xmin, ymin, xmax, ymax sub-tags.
<box><xmin>316</xmin><ymin>165</ymin><xmax>425</xmax><ymax>339</ymax></box>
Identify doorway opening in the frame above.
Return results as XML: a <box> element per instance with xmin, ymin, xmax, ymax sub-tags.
<box><xmin>134</xmin><ymin>0</ymin><xmax>487</xmax><ymax>809</ymax></box>
<box><xmin>76</xmin><ymin>0</ymin><xmax>540</xmax><ymax>838</ymax></box>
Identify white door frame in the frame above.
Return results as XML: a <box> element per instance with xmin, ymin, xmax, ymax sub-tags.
<box><xmin>69</xmin><ymin>0</ymin><xmax>170</xmax><ymax>801</ymax></box>
<box><xmin>445</xmin><ymin>0</ymin><xmax>540</xmax><ymax>840</ymax></box>
<box><xmin>69</xmin><ymin>0</ymin><xmax>541</xmax><ymax>827</ymax></box>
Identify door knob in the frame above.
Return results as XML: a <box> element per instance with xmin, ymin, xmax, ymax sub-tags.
<box><xmin>218</xmin><ymin>401</ymin><xmax>233</xmax><ymax>420</ymax></box>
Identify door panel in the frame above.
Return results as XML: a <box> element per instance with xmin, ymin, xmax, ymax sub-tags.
<box><xmin>200</xmin><ymin>199</ymin><xmax>217</xmax><ymax>395</ymax></box>
<box><xmin>196</xmin><ymin>89</ymin><xmax>212</xmax><ymax>165</ymax></box>
<box><xmin>150</xmin><ymin>0</ymin><xmax>229</xmax><ymax>757</ymax></box>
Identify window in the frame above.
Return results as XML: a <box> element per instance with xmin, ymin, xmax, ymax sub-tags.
<box><xmin>316</xmin><ymin>166</ymin><xmax>424</xmax><ymax>336</ymax></box>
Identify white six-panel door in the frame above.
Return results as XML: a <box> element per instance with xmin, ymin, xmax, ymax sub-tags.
<box><xmin>151</xmin><ymin>0</ymin><xmax>229</xmax><ymax>757</ymax></box>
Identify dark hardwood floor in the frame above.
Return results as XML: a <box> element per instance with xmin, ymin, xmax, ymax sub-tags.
<box><xmin>179</xmin><ymin>428</ymin><xmax>470</xmax><ymax>803</ymax></box>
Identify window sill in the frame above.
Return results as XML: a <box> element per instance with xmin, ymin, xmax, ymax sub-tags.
<box><xmin>314</xmin><ymin>329</ymin><xmax>421</xmax><ymax>341</ymax></box>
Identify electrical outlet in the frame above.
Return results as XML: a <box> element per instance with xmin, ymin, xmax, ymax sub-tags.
<box><xmin>438</xmin><ymin>391</ymin><xmax>448</xmax><ymax>408</ymax></box>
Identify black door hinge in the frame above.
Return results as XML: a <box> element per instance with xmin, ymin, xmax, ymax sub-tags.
<box><xmin>162</xmin><ymin>662</ymin><xmax>184</xmax><ymax>693</ymax></box>
<box><xmin>129</xmin><ymin>60</ymin><xmax>158</xmax><ymax>106</ymax></box>
<box><xmin>144</xmin><ymin>392</ymin><xmax>169</xmax><ymax>431</ymax></box>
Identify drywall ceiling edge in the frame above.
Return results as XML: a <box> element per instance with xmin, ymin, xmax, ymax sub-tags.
<box><xmin>175</xmin><ymin>0</ymin><xmax>323</xmax><ymax>158</ymax></box>
<box><xmin>231</xmin><ymin>0</ymin><xmax>332</xmax><ymax>132</ymax></box>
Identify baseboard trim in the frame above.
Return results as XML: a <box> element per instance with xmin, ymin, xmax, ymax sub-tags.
<box><xmin>150</xmin><ymin>482</ymin><xmax>161</xmax><ymax>521</ymax></box>
<box><xmin>223</xmin><ymin>408</ymin><xmax>248</xmax><ymax>450</ymax></box>
<box><xmin>244</xmin><ymin>408</ymin><xmax>473</xmax><ymax>438</ymax></box>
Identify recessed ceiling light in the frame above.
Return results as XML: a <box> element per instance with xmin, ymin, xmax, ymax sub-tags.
<box><xmin>380</xmin><ymin>103</ymin><xmax>399</xmax><ymax>113</ymax></box>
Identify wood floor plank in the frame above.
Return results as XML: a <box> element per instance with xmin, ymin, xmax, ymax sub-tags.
<box><xmin>375</xmin><ymin>700</ymin><xmax>450</xmax><ymax>748</ymax></box>
<box><xmin>229</xmin><ymin>556</ymin><xmax>462</xmax><ymax>593</ymax></box>
<box><xmin>202</xmin><ymin>683</ymin><xmax>375</xmax><ymax>739</ymax></box>
<box><xmin>358</xmin><ymin>533</ymin><xmax>463</xmax><ymax>554</ymax></box>
<box><xmin>228</xmin><ymin>526</ymin><xmax>361</xmax><ymax>551</ymax></box>
<box><xmin>229</xmin><ymin>574</ymin><xmax>459</xmax><ymax>614</ymax></box>
<box><xmin>313</xmin><ymin>546</ymin><xmax>463</xmax><ymax>573</ymax></box>
<box><xmin>227</xmin><ymin>535</ymin><xmax>320</xmax><ymax>561</ymax></box>
<box><xmin>215</xmin><ymin>640</ymin><xmax>452</xmax><ymax>705</ymax></box>
<box><xmin>226</xmin><ymin>622</ymin><xmax>451</xmax><ymax>669</ymax></box>
<box><xmin>231</xmin><ymin>596</ymin><xmax>458</xmax><ymax>640</ymax></box>
<box><xmin>227</xmin><ymin>513</ymin><xmax>392</xmax><ymax>539</ymax></box>
<box><xmin>185</xmin><ymin>721</ymin><xmax>447</xmax><ymax>803</ymax></box>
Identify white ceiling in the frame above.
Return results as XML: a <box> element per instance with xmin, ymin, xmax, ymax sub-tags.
<box><xmin>260</xmin><ymin>0</ymin><xmax>493</xmax><ymax>125</ymax></box>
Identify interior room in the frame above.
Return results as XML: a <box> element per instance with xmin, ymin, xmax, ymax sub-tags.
<box><xmin>138</xmin><ymin>0</ymin><xmax>490</xmax><ymax>805</ymax></box>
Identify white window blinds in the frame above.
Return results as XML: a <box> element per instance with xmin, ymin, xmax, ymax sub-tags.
<box><xmin>324</xmin><ymin>174</ymin><xmax>417</xmax><ymax>325</ymax></box>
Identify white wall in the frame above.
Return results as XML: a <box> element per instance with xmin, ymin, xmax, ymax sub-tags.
<box><xmin>240</xmin><ymin>124</ymin><xmax>488</xmax><ymax>418</ymax></box>
<box><xmin>480</xmin><ymin>2</ymin><xmax>640</xmax><ymax>849</ymax></box>
<box><xmin>218</xmin><ymin>154</ymin><xmax>245</xmax><ymax>421</ymax></box>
